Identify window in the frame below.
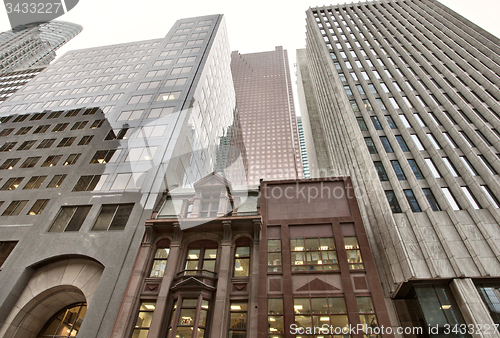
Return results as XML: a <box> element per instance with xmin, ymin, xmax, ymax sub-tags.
<box><xmin>118</xmin><ymin>110</ymin><xmax>143</xmax><ymax>121</ymax></box>
<box><xmin>425</xmin><ymin>158</ymin><xmax>442</xmax><ymax>178</ymax></box>
<box><xmin>92</xmin><ymin>204</ymin><xmax>134</xmax><ymax>231</ymax></box>
<box><xmin>0</xmin><ymin>142</ymin><xmax>17</xmax><ymax>152</ymax></box>
<box><xmin>478</xmin><ymin>155</ymin><xmax>497</xmax><ymax>176</ymax></box>
<box><xmin>57</xmin><ymin>137</ymin><xmax>76</xmax><ymax>147</ymax></box>
<box><xmin>370</xmin><ymin>116</ymin><xmax>382</xmax><ymax>130</ymax></box>
<box><xmin>441</xmin><ymin>187</ymin><xmax>461</xmax><ymax>210</ymax></box>
<box><xmin>385</xmin><ymin>190</ymin><xmax>402</xmax><ymax>213</ymax></box>
<box><xmin>23</xmin><ymin>176</ymin><xmax>46</xmax><ymax>189</ymax></box>
<box><xmin>427</xmin><ymin>133</ymin><xmax>441</xmax><ymax>149</ymax></box>
<box><xmin>294</xmin><ymin>297</ymin><xmax>348</xmax><ymax>333</ymax></box>
<box><xmin>229</xmin><ymin>302</ymin><xmax>248</xmax><ymax>337</ymax></box>
<box><xmin>1</xmin><ymin>177</ymin><xmax>24</xmax><ymax>190</ymax></box>
<box><xmin>17</xmin><ymin>140</ymin><xmax>36</xmax><ymax>150</ymax></box>
<box><xmin>460</xmin><ymin>156</ymin><xmax>478</xmax><ymax>176</ymax></box>
<box><xmin>268</xmin><ymin>298</ymin><xmax>284</xmax><ymax>335</ymax></box>
<box><xmin>41</xmin><ymin>155</ymin><xmax>62</xmax><ymax>167</ymax></box>
<box><xmin>27</xmin><ymin>199</ymin><xmax>49</xmax><ymax>215</ymax></box>
<box><xmin>365</xmin><ymin>137</ymin><xmax>377</xmax><ymax>154</ymax></box>
<box><xmin>110</xmin><ymin>172</ymin><xmax>145</xmax><ymax>190</ymax></box>
<box><xmin>234</xmin><ymin>239</ymin><xmax>250</xmax><ymax>277</ymax></box>
<box><xmin>385</xmin><ymin>115</ymin><xmax>396</xmax><ymax>129</ymax></box>
<box><xmin>78</xmin><ymin>135</ymin><xmax>94</xmax><ymax>146</ymax></box>
<box><xmin>411</xmin><ymin>134</ymin><xmax>424</xmax><ymax>151</ymax></box>
<box><xmin>90</xmin><ymin>119</ymin><xmax>104</xmax><ymax>129</ymax></box>
<box><xmin>268</xmin><ymin>239</ymin><xmax>282</xmax><ymax>272</ymax></box>
<box><xmin>37</xmin><ymin>303</ymin><xmax>87</xmax><ymax>338</ymax></box>
<box><xmin>407</xmin><ymin>159</ymin><xmax>423</xmax><ymax>179</ymax></box>
<box><xmin>0</xmin><ymin>158</ymin><xmax>19</xmax><ymax>170</ymax></box>
<box><xmin>404</xmin><ymin>189</ymin><xmax>421</xmax><ymax>212</ymax></box>
<box><xmin>164</xmin><ymin>78</ymin><xmax>187</xmax><ymax>87</ymax></box>
<box><xmin>156</xmin><ymin>91</ymin><xmax>181</xmax><ymax>101</ymax></box>
<box><xmin>391</xmin><ymin>160</ymin><xmax>406</xmax><ymax>180</ymax></box>
<box><xmin>480</xmin><ymin>185</ymin><xmax>500</xmax><ymax>208</ymax></box>
<box><xmin>14</xmin><ymin>126</ymin><xmax>32</xmax><ymax>135</ymax></box>
<box><xmin>150</xmin><ymin>246</ymin><xmax>170</xmax><ymax>278</ymax></box>
<box><xmin>71</xmin><ymin>121</ymin><xmax>88</xmax><ymax>130</ymax></box>
<box><xmin>72</xmin><ymin>175</ymin><xmax>107</xmax><ymax>191</ymax></box>
<box><xmin>90</xmin><ymin>150</ymin><xmax>120</xmax><ymax>164</ymax></box>
<box><xmin>168</xmin><ymin>298</ymin><xmax>209</xmax><ymax>338</ymax></box>
<box><xmin>0</xmin><ymin>241</ymin><xmax>17</xmax><ymax>267</ymax></box>
<box><xmin>49</xmin><ymin>205</ymin><xmax>91</xmax><ymax>232</ymax></box>
<box><xmin>148</xmin><ymin>107</ymin><xmax>175</xmax><ymax>119</ymax></box>
<box><xmin>461</xmin><ymin>186</ymin><xmax>481</xmax><ymax>209</ymax></box>
<box><xmin>443</xmin><ymin>157</ymin><xmax>460</xmax><ymax>177</ymax></box>
<box><xmin>171</xmin><ymin>66</ymin><xmax>192</xmax><ymax>74</ymax></box>
<box><xmin>2</xmin><ymin>200</ymin><xmax>28</xmax><ymax>216</ymax></box>
<box><xmin>380</xmin><ymin>136</ymin><xmax>393</xmax><ymax>152</ymax></box>
<box><xmin>128</xmin><ymin>95</ymin><xmax>152</xmax><ymax>105</ymax></box>
<box><xmin>33</xmin><ymin>125</ymin><xmax>50</xmax><ymax>134</ymax></box>
<box><xmin>344</xmin><ymin>237</ymin><xmax>363</xmax><ymax>269</ymax></box>
<box><xmin>184</xmin><ymin>242</ymin><xmax>218</xmax><ymax>273</ymax></box>
<box><xmin>290</xmin><ymin>237</ymin><xmax>337</xmax><ymax>271</ymax></box>
<box><xmin>373</xmin><ymin>161</ymin><xmax>388</xmax><ymax>181</ymax></box>
<box><xmin>357</xmin><ymin>297</ymin><xmax>377</xmax><ymax>332</ymax></box>
<box><xmin>47</xmin><ymin>175</ymin><xmax>66</xmax><ymax>188</ymax></box>
<box><xmin>423</xmin><ymin>188</ymin><xmax>441</xmax><ymax>211</ymax></box>
<box><xmin>357</xmin><ymin>117</ymin><xmax>367</xmax><ymax>131</ymax></box>
<box><xmin>0</xmin><ymin>128</ymin><xmax>14</xmax><ymax>137</ymax></box>
<box><xmin>52</xmin><ymin>123</ymin><xmax>69</xmax><ymax>132</ymax></box>
<box><xmin>132</xmin><ymin>302</ymin><xmax>156</xmax><ymax>338</ymax></box>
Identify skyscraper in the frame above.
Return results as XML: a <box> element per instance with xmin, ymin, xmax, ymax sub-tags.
<box><xmin>0</xmin><ymin>21</ymin><xmax>82</xmax><ymax>74</ymax></box>
<box><xmin>231</xmin><ymin>47</ymin><xmax>303</xmax><ymax>185</ymax></box>
<box><xmin>0</xmin><ymin>66</ymin><xmax>46</xmax><ymax>103</ymax></box>
<box><xmin>0</xmin><ymin>14</ymin><xmax>239</xmax><ymax>338</ymax></box>
<box><xmin>298</xmin><ymin>0</ymin><xmax>500</xmax><ymax>331</ymax></box>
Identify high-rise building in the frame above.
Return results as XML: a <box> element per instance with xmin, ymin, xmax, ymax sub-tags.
<box><xmin>0</xmin><ymin>14</ymin><xmax>240</xmax><ymax>338</ymax></box>
<box><xmin>296</xmin><ymin>116</ymin><xmax>310</xmax><ymax>178</ymax></box>
<box><xmin>0</xmin><ymin>21</ymin><xmax>82</xmax><ymax>74</ymax></box>
<box><xmin>0</xmin><ymin>66</ymin><xmax>46</xmax><ymax>103</ymax></box>
<box><xmin>298</xmin><ymin>0</ymin><xmax>500</xmax><ymax>332</ymax></box>
<box><xmin>298</xmin><ymin>0</ymin><xmax>500</xmax><ymax>337</ymax></box>
<box><xmin>231</xmin><ymin>47</ymin><xmax>303</xmax><ymax>186</ymax></box>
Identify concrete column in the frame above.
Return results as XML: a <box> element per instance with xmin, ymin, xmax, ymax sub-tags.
<box><xmin>210</xmin><ymin>221</ymin><xmax>232</xmax><ymax>338</ymax></box>
<box><xmin>109</xmin><ymin>227</ymin><xmax>155</xmax><ymax>338</ymax></box>
<box><xmin>249</xmin><ymin>220</ymin><xmax>260</xmax><ymax>335</ymax></box>
<box><xmin>148</xmin><ymin>225</ymin><xmax>183</xmax><ymax>338</ymax></box>
<box><xmin>450</xmin><ymin>278</ymin><xmax>500</xmax><ymax>338</ymax></box>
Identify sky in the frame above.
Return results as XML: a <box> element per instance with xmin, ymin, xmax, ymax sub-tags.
<box><xmin>1</xmin><ymin>0</ymin><xmax>499</xmax><ymax>114</ymax></box>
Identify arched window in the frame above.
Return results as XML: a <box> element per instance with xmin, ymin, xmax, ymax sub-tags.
<box><xmin>233</xmin><ymin>237</ymin><xmax>251</xmax><ymax>277</ymax></box>
<box><xmin>38</xmin><ymin>303</ymin><xmax>87</xmax><ymax>337</ymax></box>
<box><xmin>149</xmin><ymin>239</ymin><xmax>170</xmax><ymax>278</ymax></box>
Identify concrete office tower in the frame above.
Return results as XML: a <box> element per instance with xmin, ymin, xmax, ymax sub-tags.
<box><xmin>0</xmin><ymin>14</ymin><xmax>239</xmax><ymax>338</ymax></box>
<box><xmin>231</xmin><ymin>47</ymin><xmax>303</xmax><ymax>186</ymax></box>
<box><xmin>298</xmin><ymin>0</ymin><xmax>500</xmax><ymax>332</ymax></box>
<box><xmin>0</xmin><ymin>21</ymin><xmax>82</xmax><ymax>74</ymax></box>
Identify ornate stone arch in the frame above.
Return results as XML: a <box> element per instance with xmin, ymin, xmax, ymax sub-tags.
<box><xmin>0</xmin><ymin>256</ymin><xmax>104</xmax><ymax>338</ymax></box>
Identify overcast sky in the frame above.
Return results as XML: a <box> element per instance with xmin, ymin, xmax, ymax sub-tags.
<box><xmin>1</xmin><ymin>0</ymin><xmax>499</xmax><ymax>114</ymax></box>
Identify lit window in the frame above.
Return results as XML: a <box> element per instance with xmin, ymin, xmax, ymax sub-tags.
<box><xmin>290</xmin><ymin>237</ymin><xmax>337</xmax><ymax>271</ymax></box>
<box><xmin>132</xmin><ymin>302</ymin><xmax>156</xmax><ymax>338</ymax></box>
<box><xmin>229</xmin><ymin>302</ymin><xmax>248</xmax><ymax>337</ymax></box>
<box><xmin>268</xmin><ymin>239</ymin><xmax>282</xmax><ymax>272</ymax></box>
<box><xmin>27</xmin><ymin>199</ymin><xmax>49</xmax><ymax>215</ymax></box>
<box><xmin>150</xmin><ymin>246</ymin><xmax>170</xmax><ymax>278</ymax></box>
<box><xmin>234</xmin><ymin>239</ymin><xmax>250</xmax><ymax>277</ymax></box>
<box><xmin>344</xmin><ymin>237</ymin><xmax>363</xmax><ymax>269</ymax></box>
<box><xmin>268</xmin><ymin>298</ymin><xmax>284</xmax><ymax>335</ymax></box>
